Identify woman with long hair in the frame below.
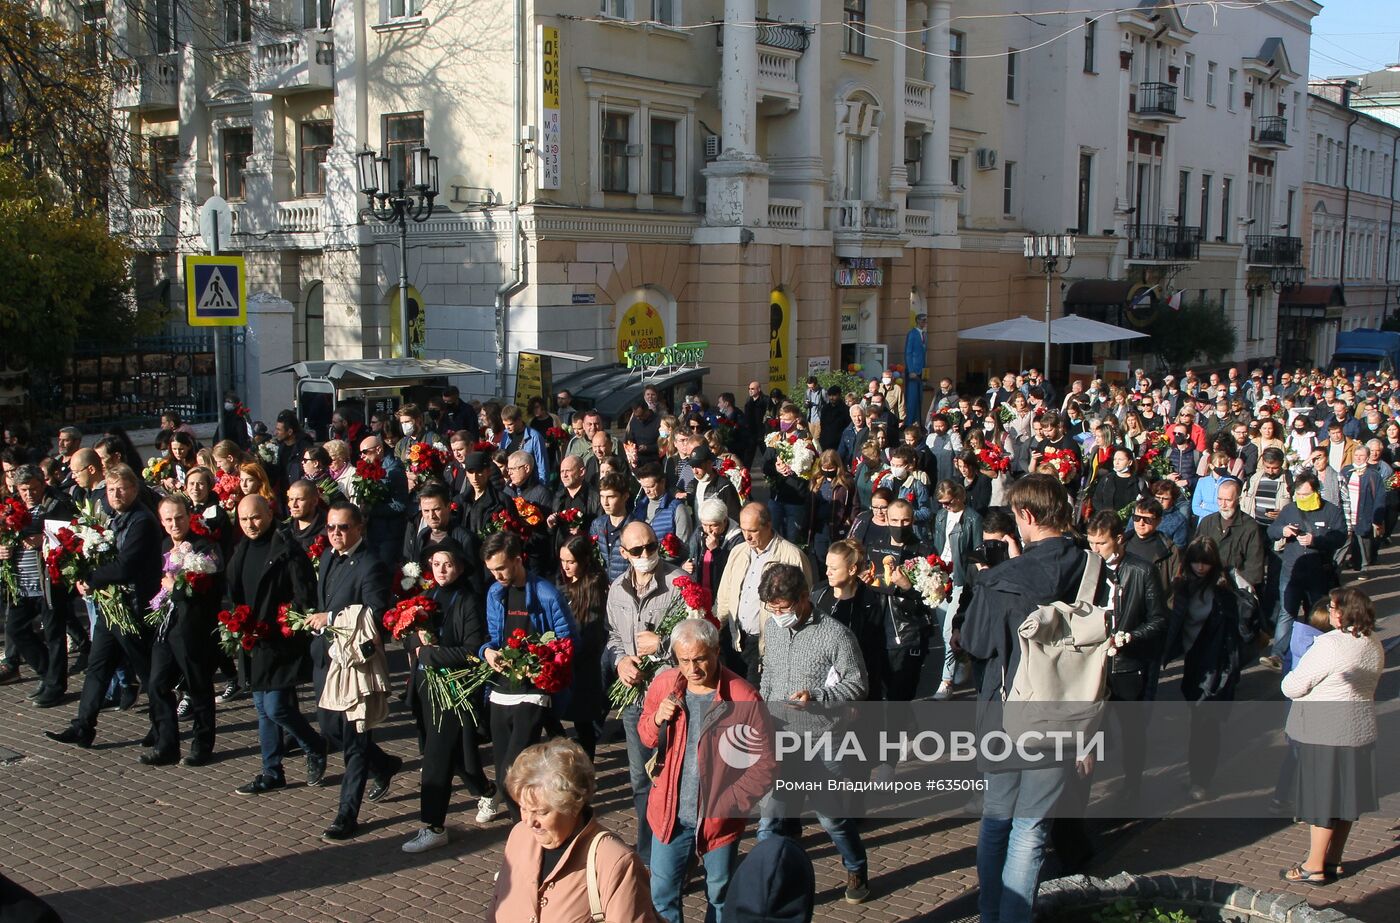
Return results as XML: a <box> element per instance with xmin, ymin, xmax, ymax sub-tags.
<box><xmin>806</xmin><ymin>449</ymin><xmax>857</xmax><ymax>561</ymax></box>
<box><xmin>1255</xmin><ymin>417</ymin><xmax>1286</xmax><ymax>454</ymax></box>
<box><xmin>211</xmin><ymin>440</ymin><xmax>249</xmax><ymax>477</ymax></box>
<box><xmin>1164</xmin><ymin>538</ymin><xmax>1253</xmax><ymax>799</ymax></box>
<box><xmin>853</xmin><ymin>440</ymin><xmax>886</xmax><ymax>510</ymax></box>
<box><xmin>478</xmin><ymin>401</ymin><xmax>505</xmax><ymax>444</ymax></box>
<box><xmin>1279</xmin><ymin>588</ymin><xmax>1384</xmax><ymax>884</ymax></box>
<box><xmin>162</xmin><ymin>431</ymin><xmax>198</xmax><ymax>492</ymax></box>
<box><xmin>953</xmin><ymin>451</ymin><xmax>991</xmax><ymax>517</ymax></box>
<box><xmin>1122</xmin><ymin>410</ymin><xmax>1149</xmax><ymax>453</ymax></box>
<box><xmin>238</xmin><ymin>462</ymin><xmax>280</xmax><ymax>514</ymax></box>
<box><xmin>556</xmin><ymin>535</ymin><xmax>608</xmax><ymax>760</ymax></box>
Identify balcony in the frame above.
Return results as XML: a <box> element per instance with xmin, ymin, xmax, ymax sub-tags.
<box><xmin>1126</xmin><ymin>223</ymin><xmax>1201</xmax><ymax>263</ymax></box>
<box><xmin>125</xmin><ymin>205</ymin><xmax>178</xmax><ymax>249</ymax></box>
<box><xmin>1132</xmin><ymin>81</ymin><xmax>1180</xmax><ymax>121</ymax></box>
<box><xmin>767</xmin><ymin>198</ymin><xmax>803</xmax><ymax>230</ymax></box>
<box><xmin>719</xmin><ymin>20</ymin><xmax>808</xmax><ymax>113</ymax></box>
<box><xmin>905</xmin><ymin>77</ymin><xmax>934</xmax><ymax>125</ymax></box>
<box><xmin>1246</xmin><ymin>234</ymin><xmax>1303</xmax><ymax>267</ymax></box>
<box><xmin>111</xmin><ymin>55</ymin><xmax>179</xmax><ymax>111</ymax></box>
<box><xmin>904</xmin><ymin>210</ymin><xmax>932</xmax><ymax>236</ymax></box>
<box><xmin>276</xmin><ymin>198</ymin><xmax>324</xmax><ymax>234</ymax></box>
<box><xmin>253</xmin><ymin>31</ymin><xmax>334</xmax><ymax>94</ymax></box>
<box><xmin>828</xmin><ymin>200</ymin><xmax>900</xmax><ymax>237</ymax></box>
<box><xmin>1253</xmin><ymin>115</ymin><xmax>1288</xmax><ymax>148</ymax></box>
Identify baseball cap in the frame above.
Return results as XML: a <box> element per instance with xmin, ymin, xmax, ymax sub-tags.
<box><xmin>688</xmin><ymin>444</ymin><xmax>716</xmax><ymax>466</ymax></box>
<box><xmin>462</xmin><ymin>451</ymin><xmax>491</xmax><ymax>472</ymax></box>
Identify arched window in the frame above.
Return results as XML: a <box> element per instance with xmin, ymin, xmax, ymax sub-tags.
<box><xmin>301</xmin><ymin>281</ymin><xmax>325</xmax><ymax>361</ymax></box>
<box><xmin>838</xmin><ymin>92</ymin><xmax>881</xmax><ymax>201</ymax></box>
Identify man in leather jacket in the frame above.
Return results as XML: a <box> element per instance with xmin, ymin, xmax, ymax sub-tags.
<box><xmin>864</xmin><ymin>498</ymin><xmax>934</xmax><ymax>701</ymax></box>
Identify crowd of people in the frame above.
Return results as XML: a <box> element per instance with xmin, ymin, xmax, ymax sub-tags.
<box><xmin>0</xmin><ymin>351</ymin><xmax>1390</xmax><ymax>923</ymax></box>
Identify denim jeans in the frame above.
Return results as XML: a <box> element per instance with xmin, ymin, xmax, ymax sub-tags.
<box><xmin>649</xmin><ymin>823</ymin><xmax>737</xmax><ymax>923</ymax></box>
<box><xmin>758</xmin><ymin>785</ymin><xmax>867</xmax><ymax>874</ymax></box>
<box><xmin>1273</xmin><ymin>568</ymin><xmax>1324</xmax><ymax>660</ymax></box>
<box><xmin>937</xmin><ymin>586</ymin><xmax>964</xmax><ymax>683</ymax></box>
<box><xmin>622</xmin><ymin>702</ymin><xmax>654</xmax><ymax>865</ymax></box>
<box><xmin>252</xmin><ymin>688</ymin><xmax>325</xmax><ymax>780</ymax></box>
<box><xmin>977</xmin><ymin>766</ymin><xmax>1069</xmax><ymax>923</ymax></box>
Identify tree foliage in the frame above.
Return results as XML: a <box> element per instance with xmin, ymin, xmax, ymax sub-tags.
<box><xmin>0</xmin><ymin>152</ymin><xmax>138</xmax><ymax>376</ymax></box>
<box><xmin>1147</xmin><ymin>299</ymin><xmax>1237</xmax><ymax>370</ymax></box>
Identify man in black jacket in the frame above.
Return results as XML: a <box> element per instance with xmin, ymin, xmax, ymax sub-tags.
<box><xmin>47</xmin><ymin>464</ymin><xmax>161</xmax><ymax>749</ymax></box>
<box><xmin>865</xmin><ymin>499</ymin><xmax>933</xmax><ymax>701</ymax></box>
<box><xmin>403</xmin><ymin>482</ymin><xmax>482</xmax><ymax>597</ymax></box>
<box><xmin>305</xmin><ymin>500</ymin><xmax>401</xmax><ymax>842</ymax></box>
<box><xmin>817</xmin><ymin>387</ymin><xmax>848</xmax><ymax>453</ymax></box>
<box><xmin>144</xmin><ymin>495</ymin><xmax>224</xmax><ymax>766</ymax></box>
<box><xmin>960</xmin><ymin>474</ymin><xmax>1107</xmax><ymax>923</ymax></box>
<box><xmin>228</xmin><ymin>495</ymin><xmax>327</xmax><ymax>797</ymax></box>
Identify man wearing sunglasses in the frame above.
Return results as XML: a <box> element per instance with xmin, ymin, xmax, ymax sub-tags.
<box><xmin>605</xmin><ymin>520</ymin><xmax>684</xmax><ymax>866</ymax></box>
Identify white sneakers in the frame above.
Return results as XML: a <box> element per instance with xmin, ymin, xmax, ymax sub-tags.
<box><xmin>402</xmin><ymin>826</ymin><xmax>449</xmax><ymax>853</ymax></box>
<box><xmin>934</xmin><ymin>681</ymin><xmax>954</xmax><ymax>701</ymax></box>
<box><xmin>475</xmin><ymin>794</ymin><xmax>504</xmax><ymax>823</ymax></box>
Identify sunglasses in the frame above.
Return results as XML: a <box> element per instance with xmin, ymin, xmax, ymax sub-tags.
<box><xmin>624</xmin><ymin>542</ymin><xmax>659</xmax><ymax>557</ymax></box>
<box><xmin>1131</xmin><ymin>514</ymin><xmax>1157</xmax><ymax>523</ymax></box>
<box><xmin>871</xmin><ymin>504</ymin><xmax>888</xmax><ymax>512</ymax></box>
<box><xmin>326</xmin><ymin>524</ymin><xmax>353</xmax><ymax>532</ymax></box>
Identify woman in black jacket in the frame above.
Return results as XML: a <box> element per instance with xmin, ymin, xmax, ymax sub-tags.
<box><xmin>556</xmin><ymin>534</ymin><xmax>609</xmax><ymax>760</ymax></box>
<box><xmin>812</xmin><ymin>539</ymin><xmax>882</xmax><ymax>685</ymax></box>
<box><xmin>1164</xmin><ymin>537</ymin><xmax>1253</xmax><ymax>800</ymax></box>
<box><xmin>1088</xmin><ymin>447</ymin><xmax>1147</xmax><ymax>519</ymax></box>
<box><xmin>953</xmin><ymin>452</ymin><xmax>992</xmax><ymax>517</ymax></box>
<box><xmin>402</xmin><ymin>539</ymin><xmax>500</xmax><ymax>853</ymax></box>
<box><xmin>806</xmin><ymin>449</ymin><xmax>857</xmax><ymax>562</ymax></box>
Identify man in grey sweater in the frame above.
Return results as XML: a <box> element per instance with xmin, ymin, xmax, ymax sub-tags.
<box><xmin>754</xmin><ymin>563</ymin><xmax>871</xmax><ymax>905</ymax></box>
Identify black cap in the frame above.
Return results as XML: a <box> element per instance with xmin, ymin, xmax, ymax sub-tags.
<box><xmin>421</xmin><ymin>538</ymin><xmax>469</xmax><ymax>566</ymax></box>
<box><xmin>688</xmin><ymin>444</ymin><xmax>716</xmax><ymax>466</ymax></box>
<box><xmin>463</xmin><ymin>451</ymin><xmax>491</xmax><ymax>472</ymax></box>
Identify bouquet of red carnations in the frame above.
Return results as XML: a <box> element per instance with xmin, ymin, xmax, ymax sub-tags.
<box><xmin>545</xmin><ymin>426</ymin><xmax>571</xmax><ymax>452</ymax></box>
<box><xmin>351</xmin><ymin>458</ymin><xmax>388</xmax><ymax>509</ymax></box>
<box><xmin>977</xmin><ymin>444</ymin><xmax>1010</xmax><ymax>475</ymax></box>
<box><xmin>607</xmin><ymin>576</ymin><xmax>715</xmax><ymax>710</ymax></box>
<box><xmin>384</xmin><ymin>595</ymin><xmax>438</xmax><ymax>641</ymax></box>
<box><xmin>717</xmin><ymin>456</ymin><xmax>751</xmax><ymax>501</ymax></box>
<box><xmin>660</xmin><ymin>532</ymin><xmax>686</xmax><ymax>563</ymax></box>
<box><xmin>1040</xmin><ymin>447</ymin><xmax>1081</xmax><ymax>485</ymax></box>
<box><xmin>0</xmin><ymin>496</ymin><xmax>32</xmax><ymax>604</ymax></box>
<box><xmin>443</xmin><ymin>628</ymin><xmax>574</xmax><ymax>712</ymax></box>
<box><xmin>189</xmin><ymin>507</ymin><xmax>224</xmax><ymax>543</ymax></box>
<box><xmin>275</xmin><ymin>603</ymin><xmax>346</xmax><ymax>641</ymax></box>
<box><xmin>216</xmin><ymin>604</ymin><xmax>269</xmax><ymax>656</ymax></box>
<box><xmin>213</xmin><ymin>471</ymin><xmax>242</xmax><ymax>512</ymax></box>
<box><xmin>556</xmin><ymin>507</ymin><xmax>585</xmax><ymax>531</ymax></box>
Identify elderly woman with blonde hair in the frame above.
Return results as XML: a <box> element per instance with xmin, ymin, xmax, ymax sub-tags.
<box><xmin>488</xmin><ymin>738</ymin><xmax>661</xmax><ymax>922</ymax></box>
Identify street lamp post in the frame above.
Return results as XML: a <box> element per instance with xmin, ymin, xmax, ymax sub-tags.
<box><xmin>1023</xmin><ymin>233</ymin><xmax>1076</xmax><ymax>378</ymax></box>
<box><xmin>356</xmin><ymin>143</ymin><xmax>440</xmax><ymax>359</ymax></box>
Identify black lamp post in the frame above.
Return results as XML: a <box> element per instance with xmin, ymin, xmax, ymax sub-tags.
<box><xmin>1023</xmin><ymin>233</ymin><xmax>1076</xmax><ymax>376</ymax></box>
<box><xmin>356</xmin><ymin>143</ymin><xmax>439</xmax><ymax>359</ymax></box>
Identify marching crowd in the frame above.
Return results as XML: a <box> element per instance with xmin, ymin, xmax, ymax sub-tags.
<box><xmin>0</xmin><ymin>335</ymin><xmax>1392</xmax><ymax>923</ymax></box>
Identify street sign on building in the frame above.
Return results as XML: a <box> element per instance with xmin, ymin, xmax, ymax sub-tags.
<box><xmin>537</xmin><ymin>26</ymin><xmax>562</xmax><ymax>190</ymax></box>
<box><xmin>184</xmin><ymin>255</ymin><xmax>247</xmax><ymax>327</ymax></box>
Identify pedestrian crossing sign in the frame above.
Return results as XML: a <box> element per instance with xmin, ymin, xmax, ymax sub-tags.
<box><xmin>184</xmin><ymin>255</ymin><xmax>247</xmax><ymax>327</ymax></box>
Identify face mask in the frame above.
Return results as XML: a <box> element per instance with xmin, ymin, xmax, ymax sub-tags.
<box><xmin>223</xmin><ymin>401</ymin><xmax>235</xmax><ymax>411</ymax></box>
<box><xmin>983</xmin><ymin>418</ymin><xmax>995</xmax><ymax>432</ymax></box>
<box><xmin>633</xmin><ymin>552</ymin><xmax>659</xmax><ymax>575</ymax></box>
<box><xmin>893</xmin><ymin>525</ymin><xmax>916</xmax><ymax>543</ymax></box>
<box><xmin>881</xmin><ymin>377</ymin><xmax>892</xmax><ymax>386</ymax></box>
<box><xmin>1214</xmin><ymin>466</ymin><xmax>1231</xmax><ymax>477</ymax></box>
<box><xmin>780</xmin><ymin>420</ymin><xmax>794</xmax><ymax>432</ymax></box>
<box><xmin>401</xmin><ymin>422</ymin><xmax>416</xmax><ymax>437</ymax></box>
<box><xmin>1174</xmin><ymin>434</ymin><xmax>1189</xmax><ymax>446</ymax></box>
<box><xmin>1296</xmin><ymin>493</ymin><xmax>1321</xmax><ymax>512</ymax></box>
<box><xmin>659</xmin><ymin>429</ymin><xmax>670</xmax><ymax>441</ymax></box>
<box><xmin>770</xmin><ymin>611</ymin><xmax>798</xmax><ymax>630</ymax></box>
<box><xmin>889</xmin><ymin>465</ymin><xmax>908</xmax><ymax>479</ymax></box>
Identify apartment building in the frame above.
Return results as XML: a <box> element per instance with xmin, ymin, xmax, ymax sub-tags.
<box><xmin>86</xmin><ymin>0</ymin><xmax>1318</xmax><ymax>417</ymax></box>
<box><xmin>1296</xmin><ymin>80</ymin><xmax>1400</xmax><ymax>368</ymax></box>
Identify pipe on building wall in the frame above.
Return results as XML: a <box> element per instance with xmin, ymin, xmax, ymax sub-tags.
<box><xmin>494</xmin><ymin>0</ymin><xmax>527</xmax><ymax>397</ymax></box>
<box><xmin>1338</xmin><ymin>82</ymin><xmax>1360</xmax><ymax>295</ymax></box>
<box><xmin>1384</xmin><ymin>134</ymin><xmax>1399</xmax><ymax>315</ymax></box>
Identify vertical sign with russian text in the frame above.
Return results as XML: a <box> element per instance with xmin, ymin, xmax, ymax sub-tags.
<box><xmin>537</xmin><ymin>26</ymin><xmax>561</xmax><ymax>190</ymax></box>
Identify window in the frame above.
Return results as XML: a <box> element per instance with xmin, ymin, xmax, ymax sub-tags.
<box><xmin>1246</xmin><ymin>288</ymin><xmax>1259</xmax><ymax>341</ymax></box>
<box><xmin>951</xmin><ymin>156</ymin><xmax>967</xmax><ymax>218</ymax></box>
<box><xmin>151</xmin><ymin>0</ymin><xmax>177</xmax><ymax>54</ymax></box>
<box><xmin>1284</xmin><ymin>188</ymin><xmax>1295</xmax><ymax>234</ymax></box>
<box><xmin>1077</xmin><ymin>152</ymin><xmax>1092</xmax><ymax>233</ymax></box>
<box><xmin>1219</xmin><ymin>177</ymin><xmax>1231</xmax><ymax>242</ymax></box>
<box><xmin>1199</xmin><ymin>174</ymin><xmax>1212</xmax><ymax>237</ymax></box>
<box><xmin>299</xmin><ymin>120</ymin><xmax>332</xmax><ymax>196</ymax></box>
<box><xmin>1002</xmin><ymin>161</ymin><xmax>1015</xmax><ymax>215</ymax></box>
<box><xmin>1205</xmin><ymin>61</ymin><xmax>1216</xmax><ymax>106</ymax></box>
<box><xmin>949</xmin><ymin>31</ymin><xmax>966</xmax><ymax>91</ymax></box>
<box><xmin>1083</xmin><ymin>20</ymin><xmax>1096</xmax><ymax>73</ymax></box>
<box><xmin>304</xmin><ymin>0</ymin><xmax>331</xmax><ymax>28</ymax></box>
<box><xmin>843</xmin><ymin>0</ymin><xmax>867</xmax><ymax>56</ymax></box>
<box><xmin>601</xmin><ymin>111</ymin><xmax>631</xmax><ymax>193</ymax></box>
<box><xmin>1292</xmin><ymin>92</ymin><xmax>1301</xmax><ymax>131</ymax></box>
<box><xmin>1182</xmin><ymin>53</ymin><xmax>1194</xmax><ymax>99</ymax></box>
<box><xmin>649</xmin><ymin>118</ymin><xmax>676</xmax><ymax>195</ymax></box>
<box><xmin>600</xmin><ymin>0</ymin><xmax>628</xmax><ymax>17</ymax></box>
<box><xmin>148</xmin><ymin>135</ymin><xmax>180</xmax><ymax>204</ymax></box>
<box><xmin>221</xmin><ymin>128</ymin><xmax>253</xmax><ymax>201</ymax></box>
<box><xmin>844</xmin><ymin>133</ymin><xmax>866</xmax><ymax>199</ymax></box>
<box><xmin>383</xmin><ymin>112</ymin><xmax>424</xmax><ymax>190</ymax></box>
<box><xmin>1006</xmin><ymin>49</ymin><xmax>1018</xmax><ymax>101</ymax></box>
<box><xmin>652</xmin><ymin>0</ymin><xmax>678</xmax><ymax>25</ymax></box>
<box><xmin>81</xmin><ymin>2</ymin><xmax>108</xmax><ymax>67</ymax></box>
<box><xmin>1176</xmin><ymin>170</ymin><xmax>1190</xmax><ymax>227</ymax></box>
<box><xmin>303</xmin><ymin>282</ymin><xmax>325</xmax><ymax>362</ymax></box>
<box><xmin>222</xmin><ymin>0</ymin><xmax>251</xmax><ymax>44</ymax></box>
<box><xmin>1226</xmin><ymin>68</ymin><xmax>1237</xmax><ymax>111</ymax></box>
<box><xmin>388</xmin><ymin>0</ymin><xmax>423</xmax><ymax>19</ymax></box>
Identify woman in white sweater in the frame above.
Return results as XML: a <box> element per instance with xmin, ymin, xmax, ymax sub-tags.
<box><xmin>1279</xmin><ymin>587</ymin><xmax>1384</xmax><ymax>885</ymax></box>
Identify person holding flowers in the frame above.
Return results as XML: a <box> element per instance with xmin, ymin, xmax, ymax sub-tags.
<box><xmin>143</xmin><ymin>495</ymin><xmax>223</xmax><ymax>767</ymax></box>
<box><xmin>1</xmin><ymin>464</ymin><xmax>75</xmax><ymax>708</ymax></box>
<box><xmin>479</xmin><ymin>530</ymin><xmax>577</xmax><ymax>822</ymax></box>
<box><xmin>47</xmin><ymin>464</ymin><xmax>161</xmax><ymax>751</ymax></box>
<box><xmin>556</xmin><ymin>534</ymin><xmax>609</xmax><ymax>760</ymax></box>
<box><xmin>402</xmin><ymin>482</ymin><xmax>482</xmax><ymax>597</ymax></box>
<box><xmin>225</xmin><ymin>494</ymin><xmax>328</xmax><ymax>796</ymax></box>
<box><xmin>400</xmin><ymin>539</ymin><xmax>502</xmax><ymax>854</ymax></box>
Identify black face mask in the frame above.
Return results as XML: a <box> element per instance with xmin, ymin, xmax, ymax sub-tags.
<box><xmin>1174</xmin><ymin>434</ymin><xmax>1189</xmax><ymax>446</ymax></box>
<box><xmin>1214</xmin><ymin>466</ymin><xmax>1231</xmax><ymax>477</ymax></box>
<box><xmin>892</xmin><ymin>525</ymin><xmax>916</xmax><ymax>544</ymax></box>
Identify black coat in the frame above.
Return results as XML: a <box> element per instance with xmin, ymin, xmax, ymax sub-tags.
<box><xmin>1163</xmin><ymin>585</ymin><xmax>1251</xmax><ymax>703</ymax></box>
<box><xmin>228</xmin><ymin>530</ymin><xmax>318</xmax><ymax>691</ymax></box>
<box><xmin>818</xmin><ymin>401</ymin><xmax>849</xmax><ymax>452</ymax></box>
<box><xmin>1103</xmin><ymin>556</ymin><xmax>1166</xmax><ymax>677</ymax></box>
<box><xmin>406</xmin><ymin>580</ymin><xmax>487</xmax><ymax>717</ymax></box>
<box><xmin>311</xmin><ymin>541</ymin><xmax>392</xmax><ymax>686</ymax></box>
<box><xmin>191</xmin><ymin>500</ymin><xmax>236</xmax><ymax>565</ymax></box>
<box><xmin>88</xmin><ymin>505</ymin><xmax>164</xmax><ymax>622</ymax></box>
<box><xmin>157</xmin><ymin>534</ymin><xmax>223</xmax><ymax>662</ymax></box>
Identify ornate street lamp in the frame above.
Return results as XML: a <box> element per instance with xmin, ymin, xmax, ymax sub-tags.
<box><xmin>1023</xmin><ymin>234</ymin><xmax>1076</xmax><ymax>377</ymax></box>
<box><xmin>357</xmin><ymin>143</ymin><xmax>439</xmax><ymax>359</ymax></box>
<box><xmin>1268</xmin><ymin>264</ymin><xmax>1304</xmax><ymax>295</ymax></box>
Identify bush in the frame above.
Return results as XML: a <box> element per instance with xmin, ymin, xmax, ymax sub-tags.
<box><xmin>1091</xmin><ymin>899</ymin><xmax>1199</xmax><ymax>923</ymax></box>
<box><xmin>815</xmin><ymin>369</ymin><xmax>867</xmax><ymax>396</ymax></box>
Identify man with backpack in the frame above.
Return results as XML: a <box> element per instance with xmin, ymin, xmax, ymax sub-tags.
<box><xmin>959</xmin><ymin>474</ymin><xmax>1111</xmax><ymax>923</ymax></box>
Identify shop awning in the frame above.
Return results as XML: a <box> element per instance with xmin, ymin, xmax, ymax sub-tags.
<box><xmin>1280</xmin><ymin>285</ymin><xmax>1345</xmax><ymax>308</ymax></box>
<box><xmin>1063</xmin><ymin>280</ymin><xmax>1134</xmax><ymax>307</ymax></box>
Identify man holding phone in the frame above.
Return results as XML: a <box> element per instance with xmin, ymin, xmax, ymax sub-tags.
<box><xmin>1263</xmin><ymin>472</ymin><xmax>1346</xmax><ymax>672</ymax></box>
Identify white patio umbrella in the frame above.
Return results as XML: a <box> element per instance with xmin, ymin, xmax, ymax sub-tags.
<box><xmin>958</xmin><ymin>314</ymin><xmax>1146</xmax><ymax>369</ymax></box>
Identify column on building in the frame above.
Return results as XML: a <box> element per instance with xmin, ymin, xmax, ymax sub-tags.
<box><xmin>908</xmin><ymin>0</ymin><xmax>957</xmax><ymax>235</ymax></box>
<box><xmin>888</xmin><ymin>0</ymin><xmax>909</xmax><ymax>209</ymax></box>
<box><xmin>322</xmin><ymin>0</ymin><xmax>364</xmax><ymax>245</ymax></box>
<box><xmin>704</xmin><ymin>0</ymin><xmax>769</xmax><ymax>227</ymax></box>
<box><xmin>243</xmin><ymin>92</ymin><xmax>292</xmax><ymax>230</ymax></box>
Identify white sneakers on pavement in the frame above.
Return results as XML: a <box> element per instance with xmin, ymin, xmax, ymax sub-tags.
<box><xmin>402</xmin><ymin>826</ymin><xmax>449</xmax><ymax>854</ymax></box>
<box><xmin>475</xmin><ymin>794</ymin><xmax>504</xmax><ymax>823</ymax></box>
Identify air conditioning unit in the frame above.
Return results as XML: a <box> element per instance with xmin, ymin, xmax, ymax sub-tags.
<box><xmin>975</xmin><ymin>147</ymin><xmax>998</xmax><ymax>171</ymax></box>
<box><xmin>704</xmin><ymin>134</ymin><xmax>721</xmax><ymax>160</ymax></box>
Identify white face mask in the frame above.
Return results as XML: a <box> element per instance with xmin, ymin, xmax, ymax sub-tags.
<box><xmin>401</xmin><ymin>422</ymin><xmax>416</xmax><ymax>437</ymax></box>
<box><xmin>889</xmin><ymin>465</ymin><xmax>908</xmax><ymax>479</ymax></box>
<box><xmin>223</xmin><ymin>401</ymin><xmax>235</xmax><ymax>411</ymax></box>
<box><xmin>770</xmin><ymin>611</ymin><xmax>798</xmax><ymax>630</ymax></box>
<box><xmin>882</xmin><ymin>377</ymin><xmax>891</xmax><ymax>386</ymax></box>
<box><xmin>632</xmin><ymin>552</ymin><xmax>659</xmax><ymax>575</ymax></box>
<box><xmin>659</xmin><ymin>429</ymin><xmax>670</xmax><ymax>441</ymax></box>
<box><xmin>983</xmin><ymin>418</ymin><xmax>995</xmax><ymax>432</ymax></box>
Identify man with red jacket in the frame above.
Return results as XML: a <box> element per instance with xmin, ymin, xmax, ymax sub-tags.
<box><xmin>639</xmin><ymin>617</ymin><xmax>765</xmax><ymax>923</ymax></box>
